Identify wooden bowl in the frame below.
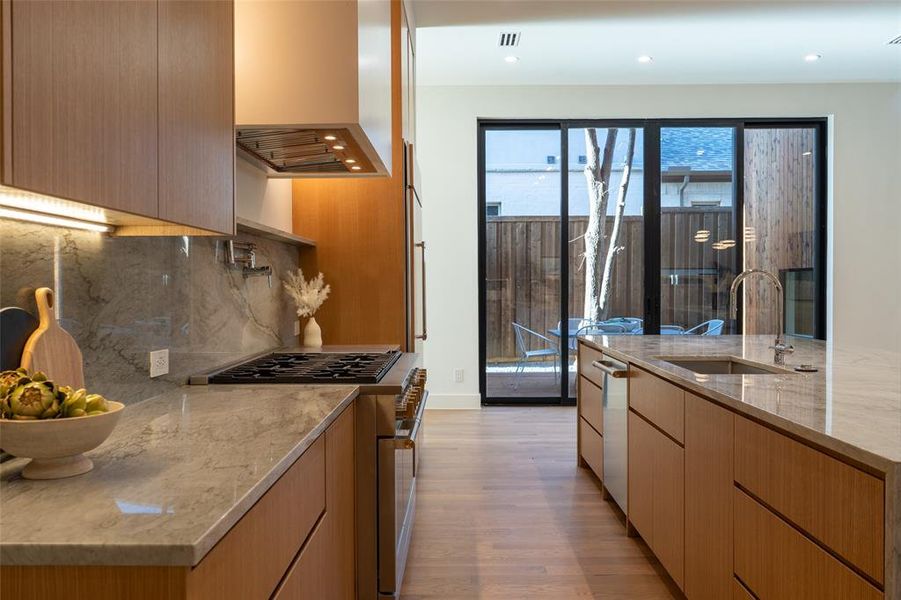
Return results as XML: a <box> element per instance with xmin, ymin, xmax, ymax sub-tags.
<box><xmin>0</xmin><ymin>401</ymin><xmax>124</xmax><ymax>479</ymax></box>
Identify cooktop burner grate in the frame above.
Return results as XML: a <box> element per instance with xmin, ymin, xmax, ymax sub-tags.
<box><xmin>208</xmin><ymin>351</ymin><xmax>402</xmax><ymax>384</ymax></box>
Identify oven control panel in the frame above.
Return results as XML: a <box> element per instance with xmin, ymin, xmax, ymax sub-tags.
<box><xmin>396</xmin><ymin>368</ymin><xmax>427</xmax><ymax>420</ymax></box>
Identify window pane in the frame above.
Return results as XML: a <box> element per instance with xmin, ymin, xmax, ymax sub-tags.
<box><xmin>484</xmin><ymin>129</ymin><xmax>562</xmax><ymax>399</ymax></box>
<box><xmin>567</xmin><ymin>127</ymin><xmax>645</xmax><ymax>398</ymax></box>
<box><xmin>744</xmin><ymin>127</ymin><xmax>817</xmax><ymax>337</ymax></box>
<box><xmin>660</xmin><ymin>127</ymin><xmax>737</xmax><ymax>334</ymax></box>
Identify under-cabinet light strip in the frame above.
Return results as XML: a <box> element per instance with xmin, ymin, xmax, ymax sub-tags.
<box><xmin>0</xmin><ymin>206</ymin><xmax>113</xmax><ymax>233</ymax></box>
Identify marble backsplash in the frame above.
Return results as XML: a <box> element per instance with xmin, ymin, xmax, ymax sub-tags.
<box><xmin>0</xmin><ymin>218</ymin><xmax>300</xmax><ymax>404</ymax></box>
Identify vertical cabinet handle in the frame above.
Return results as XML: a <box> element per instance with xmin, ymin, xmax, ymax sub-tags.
<box><xmin>415</xmin><ymin>241</ymin><xmax>427</xmax><ymax>341</ymax></box>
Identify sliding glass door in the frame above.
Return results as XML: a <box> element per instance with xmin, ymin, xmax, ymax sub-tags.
<box><xmin>478</xmin><ymin>119</ymin><xmax>826</xmax><ymax>405</ymax></box>
<box><xmin>565</xmin><ymin>126</ymin><xmax>645</xmax><ymax>401</ymax></box>
<box><xmin>481</xmin><ymin>127</ymin><xmax>563</xmax><ymax>401</ymax></box>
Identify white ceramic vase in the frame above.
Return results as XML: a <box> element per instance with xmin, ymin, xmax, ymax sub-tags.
<box><xmin>303</xmin><ymin>316</ymin><xmax>323</xmax><ymax>347</ymax></box>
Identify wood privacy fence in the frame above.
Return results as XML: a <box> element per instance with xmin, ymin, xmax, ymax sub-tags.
<box><xmin>485</xmin><ymin>208</ymin><xmax>737</xmax><ymax>362</ymax></box>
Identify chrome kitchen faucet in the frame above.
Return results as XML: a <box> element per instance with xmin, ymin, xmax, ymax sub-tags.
<box><xmin>225</xmin><ymin>240</ymin><xmax>272</xmax><ymax>287</ymax></box>
<box><xmin>729</xmin><ymin>269</ymin><xmax>794</xmax><ymax>365</ymax></box>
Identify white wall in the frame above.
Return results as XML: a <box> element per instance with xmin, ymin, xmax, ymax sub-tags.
<box><xmin>418</xmin><ymin>83</ymin><xmax>901</xmax><ymax>409</ymax></box>
<box><xmin>235</xmin><ymin>157</ymin><xmax>293</xmax><ymax>230</ymax></box>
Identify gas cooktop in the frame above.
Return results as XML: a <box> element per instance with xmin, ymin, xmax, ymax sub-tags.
<box><xmin>206</xmin><ymin>351</ymin><xmax>402</xmax><ymax>384</ymax></box>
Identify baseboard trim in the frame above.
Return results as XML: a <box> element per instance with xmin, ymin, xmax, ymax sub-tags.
<box><xmin>424</xmin><ymin>393</ymin><xmax>481</xmax><ymax>410</ymax></box>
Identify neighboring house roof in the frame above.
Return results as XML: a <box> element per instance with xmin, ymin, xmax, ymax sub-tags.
<box><xmin>661</xmin><ymin>127</ymin><xmax>733</xmax><ymax>172</ymax></box>
<box><xmin>486</xmin><ymin>126</ymin><xmax>734</xmax><ymax>173</ymax></box>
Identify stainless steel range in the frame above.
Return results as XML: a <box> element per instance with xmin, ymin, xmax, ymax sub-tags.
<box><xmin>202</xmin><ymin>351</ymin><xmax>402</xmax><ymax>384</ymax></box>
<box><xmin>191</xmin><ymin>349</ymin><xmax>425</xmax><ymax>599</ymax></box>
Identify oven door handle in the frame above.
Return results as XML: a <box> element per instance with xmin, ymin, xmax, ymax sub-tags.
<box><xmin>394</xmin><ymin>390</ymin><xmax>428</xmax><ymax>449</ymax></box>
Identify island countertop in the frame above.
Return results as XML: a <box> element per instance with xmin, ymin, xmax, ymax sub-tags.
<box><xmin>0</xmin><ymin>383</ymin><xmax>358</xmax><ymax>567</ymax></box>
<box><xmin>578</xmin><ymin>334</ymin><xmax>901</xmax><ymax>471</ymax></box>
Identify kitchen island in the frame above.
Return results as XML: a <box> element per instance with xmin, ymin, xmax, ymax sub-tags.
<box><xmin>0</xmin><ymin>383</ymin><xmax>358</xmax><ymax>598</ymax></box>
<box><xmin>576</xmin><ymin>334</ymin><xmax>900</xmax><ymax>600</ymax></box>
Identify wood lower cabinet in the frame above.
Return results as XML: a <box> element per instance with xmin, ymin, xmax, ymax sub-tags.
<box><xmin>0</xmin><ymin>403</ymin><xmax>357</xmax><ymax>600</ymax></box>
<box><xmin>627</xmin><ymin>410</ymin><xmax>684</xmax><ymax>590</ymax></box>
<box><xmin>627</xmin><ymin>411</ymin><xmax>655</xmax><ymax>541</ymax></box>
<box><xmin>610</xmin><ymin>355</ymin><xmax>888</xmax><ymax>599</ymax></box>
<box><xmin>629</xmin><ymin>366</ymin><xmax>684</xmax><ymax>443</ymax></box>
<box><xmin>684</xmin><ymin>393</ymin><xmax>734</xmax><ymax>599</ymax></box>
<box><xmin>734</xmin><ymin>488</ymin><xmax>881</xmax><ymax>600</ymax></box>
<box><xmin>734</xmin><ymin>416</ymin><xmax>885</xmax><ymax>584</ymax></box>
<box><xmin>578</xmin><ymin>375</ymin><xmax>602</xmax><ymax>434</ymax></box>
<box><xmin>274</xmin><ymin>404</ymin><xmax>356</xmax><ymax>600</ymax></box>
<box><xmin>579</xmin><ymin>417</ymin><xmax>603</xmax><ymax>479</ymax></box>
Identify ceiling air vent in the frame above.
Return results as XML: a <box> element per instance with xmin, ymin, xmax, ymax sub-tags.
<box><xmin>888</xmin><ymin>34</ymin><xmax>901</xmax><ymax>45</ymax></box>
<box><xmin>498</xmin><ymin>31</ymin><xmax>521</xmax><ymax>47</ymax></box>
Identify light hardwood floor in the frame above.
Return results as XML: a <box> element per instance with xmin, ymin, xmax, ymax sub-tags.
<box><xmin>401</xmin><ymin>407</ymin><xmax>681</xmax><ymax>599</ymax></box>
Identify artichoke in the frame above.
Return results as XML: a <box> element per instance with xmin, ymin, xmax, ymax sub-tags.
<box><xmin>84</xmin><ymin>393</ymin><xmax>109</xmax><ymax>414</ymax></box>
<box><xmin>9</xmin><ymin>380</ymin><xmax>58</xmax><ymax>419</ymax></box>
<box><xmin>0</xmin><ymin>368</ymin><xmax>29</xmax><ymax>398</ymax></box>
<box><xmin>60</xmin><ymin>387</ymin><xmax>88</xmax><ymax>418</ymax></box>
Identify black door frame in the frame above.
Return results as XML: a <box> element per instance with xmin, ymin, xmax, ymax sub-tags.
<box><xmin>478</xmin><ymin>117</ymin><xmax>828</xmax><ymax>405</ymax></box>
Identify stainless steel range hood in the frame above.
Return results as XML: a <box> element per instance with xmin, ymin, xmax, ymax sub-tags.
<box><xmin>235</xmin><ymin>0</ymin><xmax>392</xmax><ymax>177</ymax></box>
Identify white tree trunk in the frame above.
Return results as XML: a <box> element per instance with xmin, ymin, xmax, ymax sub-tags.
<box><xmin>582</xmin><ymin>128</ymin><xmax>618</xmax><ymax>322</ymax></box>
<box><xmin>597</xmin><ymin>128</ymin><xmax>637</xmax><ymax>320</ymax></box>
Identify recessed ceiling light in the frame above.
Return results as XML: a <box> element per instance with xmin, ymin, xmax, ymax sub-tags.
<box><xmin>637</xmin><ymin>55</ymin><xmax>653</xmax><ymax>64</ymax></box>
<box><xmin>323</xmin><ymin>135</ymin><xmax>337</xmax><ymax>141</ymax></box>
<box><xmin>333</xmin><ymin>145</ymin><xmax>345</xmax><ymax>150</ymax></box>
<box><xmin>351</xmin><ymin>165</ymin><xmax>362</xmax><ymax>171</ymax></box>
<box><xmin>802</xmin><ymin>151</ymin><xmax>812</xmax><ymax>156</ymax></box>
<box><xmin>345</xmin><ymin>159</ymin><xmax>356</xmax><ymax>164</ymax></box>
<box><xmin>804</xmin><ymin>53</ymin><xmax>822</xmax><ymax>62</ymax></box>
<box><xmin>504</xmin><ymin>55</ymin><xmax>519</xmax><ymax>64</ymax></box>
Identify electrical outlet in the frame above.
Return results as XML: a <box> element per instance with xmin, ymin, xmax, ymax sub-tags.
<box><xmin>294</xmin><ymin>320</ymin><xmax>301</xmax><ymax>336</ymax></box>
<box><xmin>453</xmin><ymin>368</ymin><xmax>464</xmax><ymax>383</ymax></box>
<box><xmin>149</xmin><ymin>349</ymin><xmax>169</xmax><ymax>378</ymax></box>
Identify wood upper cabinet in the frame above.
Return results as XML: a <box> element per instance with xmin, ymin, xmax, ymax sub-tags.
<box><xmin>158</xmin><ymin>0</ymin><xmax>235</xmax><ymax>235</ymax></box>
<box><xmin>6</xmin><ymin>0</ymin><xmax>158</xmax><ymax>216</ymax></box>
<box><xmin>2</xmin><ymin>0</ymin><xmax>234</xmax><ymax>235</ymax></box>
<box><xmin>684</xmin><ymin>393</ymin><xmax>734</xmax><ymax>600</ymax></box>
<box><xmin>400</xmin><ymin>0</ymin><xmax>415</xmax><ymax>145</ymax></box>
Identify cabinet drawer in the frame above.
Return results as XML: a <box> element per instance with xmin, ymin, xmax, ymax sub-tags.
<box><xmin>578</xmin><ymin>343</ymin><xmax>604</xmax><ymax>388</ymax></box>
<box><xmin>652</xmin><ymin>427</ymin><xmax>684</xmax><ymax>591</ymax></box>
<box><xmin>734</xmin><ymin>417</ymin><xmax>884</xmax><ymax>583</ymax></box>
<box><xmin>578</xmin><ymin>375</ymin><xmax>603</xmax><ymax>434</ymax></box>
<box><xmin>629</xmin><ymin>367</ymin><xmax>684</xmax><ymax>443</ymax></box>
<box><xmin>273</xmin><ymin>519</ymin><xmax>327</xmax><ymax>599</ymax></box>
<box><xmin>627</xmin><ymin>411</ymin><xmax>654</xmax><ymax>542</ymax></box>
<box><xmin>187</xmin><ymin>436</ymin><xmax>326</xmax><ymax>599</ymax></box>
<box><xmin>579</xmin><ymin>417</ymin><xmax>603</xmax><ymax>480</ymax></box>
<box><xmin>734</xmin><ymin>488</ymin><xmax>881</xmax><ymax>600</ymax></box>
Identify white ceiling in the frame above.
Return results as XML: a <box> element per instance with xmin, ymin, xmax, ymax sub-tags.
<box><xmin>413</xmin><ymin>1</ymin><xmax>901</xmax><ymax>86</ymax></box>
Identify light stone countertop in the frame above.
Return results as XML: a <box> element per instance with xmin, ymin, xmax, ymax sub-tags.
<box><xmin>579</xmin><ymin>334</ymin><xmax>901</xmax><ymax>471</ymax></box>
<box><xmin>0</xmin><ymin>383</ymin><xmax>358</xmax><ymax>566</ymax></box>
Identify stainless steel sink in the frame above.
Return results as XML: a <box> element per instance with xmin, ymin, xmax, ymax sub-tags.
<box><xmin>655</xmin><ymin>356</ymin><xmax>795</xmax><ymax>375</ymax></box>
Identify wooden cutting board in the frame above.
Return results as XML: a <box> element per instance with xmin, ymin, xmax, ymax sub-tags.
<box><xmin>19</xmin><ymin>288</ymin><xmax>85</xmax><ymax>388</ymax></box>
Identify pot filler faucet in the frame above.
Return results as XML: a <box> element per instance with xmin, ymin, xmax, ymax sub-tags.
<box><xmin>729</xmin><ymin>269</ymin><xmax>794</xmax><ymax>365</ymax></box>
<box><xmin>226</xmin><ymin>240</ymin><xmax>272</xmax><ymax>287</ymax></box>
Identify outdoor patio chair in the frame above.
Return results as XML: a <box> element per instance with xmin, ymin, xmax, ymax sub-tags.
<box><xmin>684</xmin><ymin>319</ymin><xmax>725</xmax><ymax>336</ymax></box>
<box><xmin>511</xmin><ymin>322</ymin><xmax>559</xmax><ymax>389</ymax></box>
<box><xmin>575</xmin><ymin>323</ymin><xmax>628</xmax><ymax>337</ymax></box>
<box><xmin>558</xmin><ymin>318</ymin><xmax>594</xmax><ymax>350</ymax></box>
